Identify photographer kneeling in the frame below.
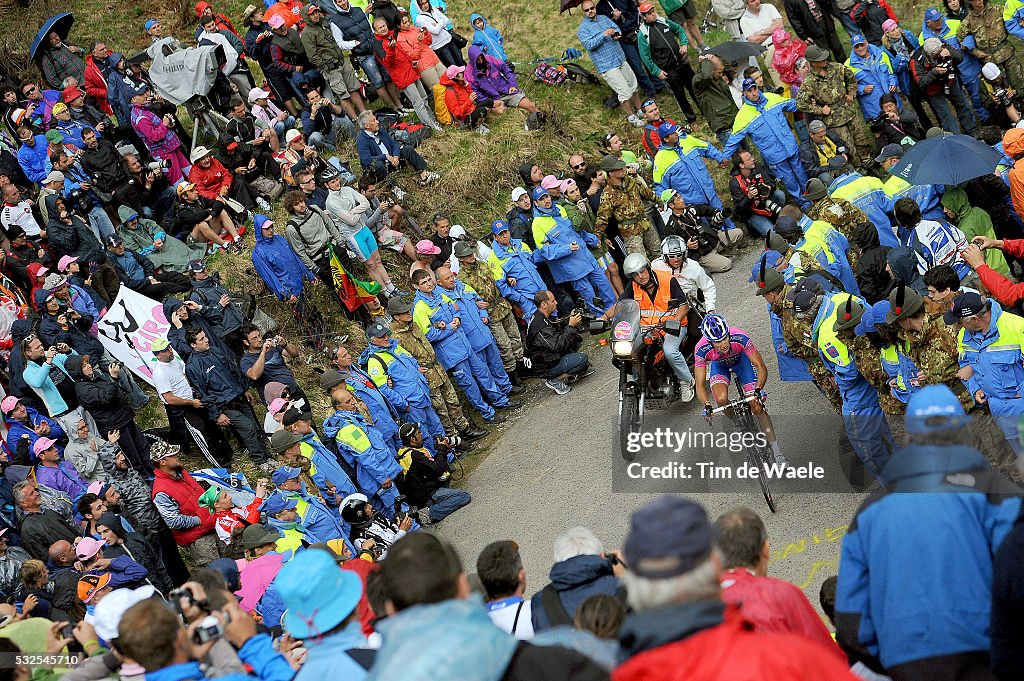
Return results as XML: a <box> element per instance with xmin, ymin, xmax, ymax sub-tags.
<box><xmin>525</xmin><ymin>290</ymin><xmax>592</xmax><ymax>396</ymax></box>
<box><xmin>395</xmin><ymin>422</ymin><xmax>470</xmax><ymax>525</ymax></box>
<box><xmin>729</xmin><ymin>149</ymin><xmax>786</xmax><ymax>237</ymax></box>
<box><xmin>981</xmin><ymin>63</ymin><xmax>1023</xmax><ymax>129</ymax></box>
<box><xmin>660</xmin><ymin>188</ymin><xmax>743</xmax><ymax>273</ymax></box>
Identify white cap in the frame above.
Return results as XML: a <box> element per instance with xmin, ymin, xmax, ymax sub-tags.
<box><xmin>44</xmin><ymin>171</ymin><xmax>65</xmax><ymax>185</ymax></box>
<box><xmin>189</xmin><ymin>145</ymin><xmax>212</xmax><ymax>163</ymax></box>
<box><xmin>982</xmin><ymin>62</ymin><xmax>1001</xmax><ymax>81</ymax></box>
<box><xmin>247</xmin><ymin>87</ymin><xmax>272</xmax><ymax>103</ymax></box>
<box><xmin>511</xmin><ymin>187</ymin><xmax>528</xmax><ymax>202</ymax></box>
<box><xmin>285</xmin><ymin>129</ymin><xmax>303</xmax><ymax>144</ymax></box>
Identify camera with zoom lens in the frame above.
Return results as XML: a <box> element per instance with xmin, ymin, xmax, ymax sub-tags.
<box><xmin>711</xmin><ymin>207</ymin><xmax>732</xmax><ymax>226</ymax></box>
<box><xmin>994</xmin><ymin>87</ymin><xmax>1014</xmax><ymax>108</ymax></box>
<box><xmin>147</xmin><ymin>159</ymin><xmax>170</xmax><ymax>173</ymax></box>
<box><xmin>751</xmin><ymin>173</ymin><xmax>783</xmax><ymax>217</ymax></box>
<box><xmin>937</xmin><ymin>58</ymin><xmax>956</xmax><ymax>94</ymax></box>
<box><xmin>66</xmin><ymin>187</ymin><xmax>94</xmax><ymax>213</ymax></box>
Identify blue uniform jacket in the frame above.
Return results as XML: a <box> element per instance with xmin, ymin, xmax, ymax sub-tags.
<box><xmin>412</xmin><ymin>288</ymin><xmax>474</xmax><ymax>370</ymax></box>
<box><xmin>146</xmin><ymin>635</ymin><xmax>294</xmax><ymax>681</ymax></box>
<box><xmin>813</xmin><ymin>294</ymin><xmax>884</xmax><ymax>415</ymax></box>
<box><xmin>655</xmin><ymin>137</ymin><xmax>726</xmax><ymax>206</ymax></box>
<box><xmin>847</xmin><ymin>44</ymin><xmax>898</xmax><ymax>120</ymax></box>
<box><xmin>359</xmin><ymin>339</ymin><xmax>432</xmax><ymax>409</ymax></box>
<box><xmin>344</xmin><ymin>365</ymin><xmax>404</xmax><ymax>444</ymax></box>
<box><xmin>440</xmin><ymin>281</ymin><xmax>497</xmax><ymax>353</ymax></box>
<box><xmin>322</xmin><ymin>410</ymin><xmax>402</xmax><ymax>499</ymax></box>
<box><xmin>532</xmin><ymin>204</ymin><xmax>602</xmax><ymax>284</ymax></box>
<box><xmin>722</xmin><ymin>93</ymin><xmax>799</xmax><ymax>165</ymax></box>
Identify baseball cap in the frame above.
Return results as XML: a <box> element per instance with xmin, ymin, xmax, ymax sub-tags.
<box><xmin>415</xmin><ymin>239</ymin><xmax>441</xmax><ymax>255</ymax></box>
<box><xmin>175</xmin><ymin>182</ymin><xmax>195</xmax><ymax>197</ymax></box>
<box><xmin>260</xmin><ymin>493</ymin><xmax>298</xmax><ymax>516</ymax></box>
<box><xmin>76</xmin><ymin>537</ymin><xmax>106</xmax><ymax>561</ymax></box>
<box><xmin>151</xmin><ymin>338</ymin><xmax>170</xmax><ymax>353</ymax></box>
<box><xmin>268</xmin><ymin>397</ymin><xmax>290</xmax><ymax>416</ymax></box>
<box><xmin>774</xmin><ymin>215</ymin><xmax>800</xmax><ymax>237</ymax></box>
<box><xmin>242</xmin><ymin>523</ymin><xmax>281</xmax><ymax>551</ymax></box>
<box><xmin>197</xmin><ymin>486</ymin><xmax>222</xmax><ymax>510</ymax></box>
<box><xmin>453</xmin><ymin>241</ymin><xmax>475</xmax><ymax>258</ymax></box>
<box><xmin>387</xmin><ymin>297</ymin><xmax>413</xmax><ymax>315</ymax></box>
<box><xmin>943</xmin><ymin>291</ymin><xmax>988</xmax><ymax>324</ymax></box>
<box><xmin>366</xmin><ymin>321</ymin><xmax>390</xmax><ymax>339</ymax></box>
<box><xmin>188</xmin><ymin>260</ymin><xmax>207</xmax><ymax>272</ymax></box>
<box><xmin>62</xmin><ymin>86</ymin><xmax>83</xmax><ymax>102</ymax></box>
<box><xmin>624</xmin><ymin>496</ymin><xmax>714</xmax><ymax>578</ymax></box>
<box><xmin>638</xmin><ymin>1</ymin><xmax>655</xmax><ymax>11</ymax></box>
<box><xmin>319</xmin><ymin>369</ymin><xmax>347</xmax><ymax>392</ymax></box>
<box><xmin>282</xmin><ymin>407</ymin><xmax>307</xmax><ymax>428</ymax></box>
<box><xmin>807</xmin><ymin>119</ymin><xmax>826</xmax><ymax>133</ymax></box>
<box><xmin>851</xmin><ymin>33</ymin><xmax>867</xmax><ymax>46</ymax></box>
<box><xmin>882</xmin><ymin>19</ymin><xmax>898</xmax><ymax>32</ymax></box>
<box><xmin>144</xmin><ymin>18</ymin><xmax>159</xmax><ymax>30</ymax></box>
<box><xmin>272</xmin><ymin>465</ymin><xmax>302</xmax><ymax>486</ymax></box>
<box><xmin>248</xmin><ymin>87</ymin><xmax>272</xmax><ymax>103</ymax></box>
<box><xmin>491</xmin><ymin>219</ymin><xmax>510</xmax><ymax>235</ymax></box>
<box><xmin>57</xmin><ymin>255</ymin><xmax>78</xmax><ymax>272</ymax></box>
<box><xmin>285</xmin><ymin>129</ymin><xmax>303</xmax><ymax>144</ymax></box>
<box><xmin>189</xmin><ymin>145</ymin><xmax>213</xmax><ymax>163</ymax></box>
<box><xmin>885</xmin><ymin>285</ymin><xmax>925</xmax><ymax>323</ymax></box>
<box><xmin>791</xmin><ymin>289</ymin><xmax>819</xmax><ymax>317</ymax></box>
<box><xmin>874</xmin><ymin>143</ymin><xmax>905</xmax><ymax>164</ymax></box>
<box><xmin>45</xmin><ymin>130</ymin><xmax>64</xmax><ymax>145</ymax></box>
<box><xmin>32</xmin><ymin>437</ymin><xmax>57</xmax><ymax>457</ymax></box>
<box><xmin>267</xmin><ymin>14</ymin><xmax>286</xmax><ymax>29</ymax></box>
<box><xmin>0</xmin><ymin>397</ymin><xmax>20</xmax><ymax>415</ymax></box>
<box><xmin>269</xmin><ymin>429</ymin><xmax>303</xmax><ymax>453</ymax></box>
<box><xmin>531</xmin><ymin>186</ymin><xmax>549</xmax><ymax>201</ymax></box>
<box><xmin>923</xmin><ymin>7</ymin><xmax>941</xmax><ymax>22</ymax></box>
<box><xmin>44</xmin><ymin>170</ymin><xmax>65</xmax><ymax>185</ymax></box>
<box><xmin>559</xmin><ymin>178</ymin><xmax>577</xmax><ymax>194</ymax></box>
<box><xmin>51</xmin><ymin>102</ymin><xmax>68</xmax><ymax>116</ymax></box>
<box><xmin>600</xmin><ymin>154</ymin><xmax>626</xmax><ymax>171</ymax></box>
<box><xmin>510</xmin><ymin>187</ymin><xmax>528</xmax><ymax>202</ymax></box>
<box><xmin>906</xmin><ymin>384</ymin><xmax>972</xmax><ymax>435</ymax></box>
<box><xmin>982</xmin><ymin>63</ymin><xmax>1001</xmax><ymax>81</ymax></box>
<box><xmin>741</xmin><ymin>77</ymin><xmax>758</xmax><ymax>91</ymax></box>
<box><xmin>149</xmin><ymin>439</ymin><xmax>180</xmax><ymax>462</ymax></box>
<box><xmin>92</xmin><ymin>585</ymin><xmax>157</xmax><ymax>642</ymax></box>
<box><xmin>540</xmin><ymin>175</ymin><xmax>561</xmax><ymax>190</ymax></box>
<box><xmin>657</xmin><ymin>121</ymin><xmax>678</xmax><ymax>138</ymax></box>
<box><xmin>78</xmin><ymin>573</ymin><xmax>111</xmax><ymax>603</ymax></box>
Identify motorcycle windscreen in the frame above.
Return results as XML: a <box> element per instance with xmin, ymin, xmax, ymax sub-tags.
<box><xmin>611</xmin><ymin>298</ymin><xmax>641</xmax><ymax>342</ymax></box>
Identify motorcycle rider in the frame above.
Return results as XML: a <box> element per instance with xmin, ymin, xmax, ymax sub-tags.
<box><xmin>652</xmin><ymin>235</ymin><xmax>714</xmax><ymax>345</ymax></box>
<box><xmin>695</xmin><ymin>313</ymin><xmax>788</xmax><ymax>466</ymax></box>
<box><xmin>601</xmin><ymin>252</ymin><xmax>696</xmax><ymax>401</ymax></box>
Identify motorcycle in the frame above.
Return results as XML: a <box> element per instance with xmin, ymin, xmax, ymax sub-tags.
<box><xmin>590</xmin><ymin>297</ymin><xmax>701</xmax><ymax>461</ymax></box>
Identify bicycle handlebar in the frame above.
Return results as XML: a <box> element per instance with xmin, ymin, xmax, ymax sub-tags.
<box><xmin>711</xmin><ymin>393</ymin><xmax>761</xmax><ymax>414</ymax></box>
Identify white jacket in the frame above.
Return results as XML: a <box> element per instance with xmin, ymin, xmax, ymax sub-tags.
<box><xmin>652</xmin><ymin>256</ymin><xmax>717</xmax><ymax>311</ymax></box>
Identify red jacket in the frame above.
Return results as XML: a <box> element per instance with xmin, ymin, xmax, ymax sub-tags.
<box><xmin>83</xmin><ymin>56</ymin><xmax>113</xmax><ymax>116</ymax></box>
<box><xmin>978</xmin><ymin>238</ymin><xmax>1024</xmax><ymax>306</ymax></box>
<box><xmin>614</xmin><ymin>605</ymin><xmax>859</xmax><ymax>681</ymax></box>
<box><xmin>190</xmin><ymin>158</ymin><xmax>234</xmax><ymax>201</ymax></box>
<box><xmin>151</xmin><ymin>468</ymin><xmax>215</xmax><ymax>546</ymax></box>
<box><xmin>195</xmin><ymin>1</ymin><xmax>241</xmax><ymax>39</ymax></box>
<box><xmin>719</xmin><ymin>569</ymin><xmax>844</xmax><ymax>659</ymax></box>
<box><xmin>395</xmin><ymin>27</ymin><xmax>439</xmax><ymax>74</ymax></box>
<box><xmin>441</xmin><ymin>74</ymin><xmax>475</xmax><ymax>121</ymax></box>
<box><xmin>375</xmin><ymin>32</ymin><xmax>419</xmax><ymax>89</ymax></box>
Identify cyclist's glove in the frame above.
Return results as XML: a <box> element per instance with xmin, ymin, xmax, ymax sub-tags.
<box><xmin>702</xmin><ymin>403</ymin><xmax>713</xmax><ymax>419</ymax></box>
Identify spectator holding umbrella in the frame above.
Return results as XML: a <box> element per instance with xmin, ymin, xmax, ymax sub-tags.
<box><xmin>36</xmin><ymin>23</ymin><xmax>86</xmax><ymax>90</ymax></box>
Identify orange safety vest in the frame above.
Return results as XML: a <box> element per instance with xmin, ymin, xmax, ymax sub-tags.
<box><xmin>633</xmin><ymin>269</ymin><xmax>676</xmax><ymax>326</ymax></box>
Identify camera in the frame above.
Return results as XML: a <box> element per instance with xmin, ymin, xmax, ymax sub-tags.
<box><xmin>192</xmin><ymin>614</ymin><xmax>226</xmax><ymax>644</ymax></box>
<box><xmin>147</xmin><ymin>159</ymin><xmax>170</xmax><ymax>173</ymax></box>
<box><xmin>393</xmin><ymin>494</ymin><xmax>418</xmax><ymax>524</ymax></box>
<box><xmin>66</xmin><ymin>187</ymin><xmax>94</xmax><ymax>213</ymax></box>
<box><xmin>751</xmin><ymin>173</ymin><xmax>782</xmax><ymax>217</ymax></box>
<box><xmin>868</xmin><ymin>111</ymin><xmax>888</xmax><ymax>132</ymax></box>
<box><xmin>994</xmin><ymin>87</ymin><xmax>1014</xmax><ymax>108</ymax></box>
<box><xmin>711</xmin><ymin>207</ymin><xmax>731</xmax><ymax>226</ymax></box>
<box><xmin>936</xmin><ymin>58</ymin><xmax>956</xmax><ymax>94</ymax></box>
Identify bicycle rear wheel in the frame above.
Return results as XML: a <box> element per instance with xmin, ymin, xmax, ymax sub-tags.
<box><xmin>732</xmin><ymin>377</ymin><xmax>777</xmax><ymax>513</ymax></box>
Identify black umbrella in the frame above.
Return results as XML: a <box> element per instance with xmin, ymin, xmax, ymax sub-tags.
<box><xmin>560</xmin><ymin>0</ymin><xmax>583</xmax><ymax>12</ymax></box>
<box><xmin>887</xmin><ymin>133</ymin><xmax>1001</xmax><ymax>185</ymax></box>
<box><xmin>29</xmin><ymin>13</ymin><xmax>75</xmax><ymax>63</ymax></box>
<box><xmin>706</xmin><ymin>40</ymin><xmax>766</xmax><ymax>62</ymax></box>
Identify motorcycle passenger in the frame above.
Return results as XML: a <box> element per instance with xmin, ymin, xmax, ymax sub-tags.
<box><xmin>601</xmin><ymin>252</ymin><xmax>696</xmax><ymax>401</ymax></box>
<box><xmin>695</xmin><ymin>313</ymin><xmax>788</xmax><ymax>466</ymax></box>
<box><xmin>652</xmin><ymin>235</ymin><xmax>713</xmax><ymax>349</ymax></box>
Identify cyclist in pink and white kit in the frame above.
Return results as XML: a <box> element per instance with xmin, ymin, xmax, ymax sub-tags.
<box><xmin>694</xmin><ymin>313</ymin><xmax>787</xmax><ymax>466</ymax></box>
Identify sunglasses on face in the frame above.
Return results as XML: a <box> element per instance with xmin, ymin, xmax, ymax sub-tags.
<box><xmin>23</xmin><ymin>87</ymin><xmax>37</xmax><ymax>95</ymax></box>
<box><xmin>571</xmin><ymin>162</ymin><xmax>586</xmax><ymax>170</ymax></box>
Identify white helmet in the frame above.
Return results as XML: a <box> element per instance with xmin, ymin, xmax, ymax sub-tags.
<box><xmin>661</xmin><ymin>235</ymin><xmax>687</xmax><ymax>258</ymax></box>
<box><xmin>623</xmin><ymin>252</ymin><xmax>651</xmax><ymax>278</ymax></box>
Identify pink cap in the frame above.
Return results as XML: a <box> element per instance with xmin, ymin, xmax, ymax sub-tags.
<box><xmin>559</xmin><ymin>178</ymin><xmax>577</xmax><ymax>193</ymax></box>
<box><xmin>267</xmin><ymin>14</ymin><xmax>286</xmax><ymax>28</ymax></box>
<box><xmin>415</xmin><ymin>239</ymin><xmax>441</xmax><ymax>256</ymax></box>
<box><xmin>882</xmin><ymin>18</ymin><xmax>898</xmax><ymax>32</ymax></box>
<box><xmin>36</xmin><ymin>267</ymin><xmax>49</xmax><ymax>278</ymax></box>
<box><xmin>771</xmin><ymin>28</ymin><xmax>789</xmax><ymax>45</ymax></box>
<box><xmin>269</xmin><ymin>397</ymin><xmax>289</xmax><ymax>415</ymax></box>
<box><xmin>32</xmin><ymin>437</ymin><xmax>57</xmax><ymax>457</ymax></box>
<box><xmin>76</xmin><ymin>537</ymin><xmax>106</xmax><ymax>561</ymax></box>
<box><xmin>0</xmin><ymin>396</ymin><xmax>20</xmax><ymax>415</ymax></box>
<box><xmin>445</xmin><ymin>65</ymin><xmax>466</xmax><ymax>79</ymax></box>
<box><xmin>57</xmin><ymin>255</ymin><xmax>79</xmax><ymax>272</ymax></box>
<box><xmin>540</xmin><ymin>175</ymin><xmax>561</xmax><ymax>190</ymax></box>
<box><xmin>87</xmin><ymin>481</ymin><xmax>105</xmax><ymax>496</ymax></box>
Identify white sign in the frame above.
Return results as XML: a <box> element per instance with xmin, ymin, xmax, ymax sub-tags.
<box><xmin>96</xmin><ymin>287</ymin><xmax>171</xmax><ymax>386</ymax></box>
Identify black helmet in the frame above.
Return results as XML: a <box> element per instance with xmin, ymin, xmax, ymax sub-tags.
<box><xmin>341</xmin><ymin>493</ymin><xmax>372</xmax><ymax>527</ymax></box>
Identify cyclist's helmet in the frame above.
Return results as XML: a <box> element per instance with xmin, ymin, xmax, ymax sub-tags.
<box><xmin>661</xmin><ymin>235</ymin><xmax>686</xmax><ymax>259</ymax></box>
<box><xmin>623</xmin><ymin>253</ymin><xmax>651</xmax><ymax>279</ymax></box>
<box><xmin>701</xmin><ymin>313</ymin><xmax>730</xmax><ymax>342</ymax></box>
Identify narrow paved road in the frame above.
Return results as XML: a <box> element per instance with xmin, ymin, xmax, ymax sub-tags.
<box><xmin>440</xmin><ymin>246</ymin><xmax>866</xmax><ymax>607</ymax></box>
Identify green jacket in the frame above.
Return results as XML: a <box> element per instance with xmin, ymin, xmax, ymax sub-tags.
<box><xmin>116</xmin><ymin>205</ymin><xmax>205</xmax><ymax>274</ymax></box>
<box><xmin>299</xmin><ymin>9</ymin><xmax>344</xmax><ymax>71</ymax></box>
<box><xmin>638</xmin><ymin>18</ymin><xmax>687</xmax><ymax>79</ymax></box>
<box><xmin>693</xmin><ymin>58</ymin><xmax>739</xmax><ymax>133</ymax></box>
<box><xmin>657</xmin><ymin>0</ymin><xmax>687</xmax><ymax>14</ymax></box>
<box><xmin>941</xmin><ymin>187</ymin><xmax>1011</xmax><ymax>277</ymax></box>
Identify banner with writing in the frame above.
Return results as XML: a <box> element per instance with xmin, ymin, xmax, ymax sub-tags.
<box><xmin>96</xmin><ymin>287</ymin><xmax>170</xmax><ymax>385</ymax></box>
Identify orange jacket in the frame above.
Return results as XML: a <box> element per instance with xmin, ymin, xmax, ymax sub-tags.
<box><xmin>441</xmin><ymin>73</ymin><xmax>475</xmax><ymax>121</ymax></box>
<box><xmin>396</xmin><ymin>27</ymin><xmax>440</xmax><ymax>73</ymax></box>
<box><xmin>1003</xmin><ymin>129</ymin><xmax>1024</xmax><ymax>224</ymax></box>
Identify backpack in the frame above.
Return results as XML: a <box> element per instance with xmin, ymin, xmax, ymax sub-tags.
<box><xmin>391</xmin><ymin>121</ymin><xmax>431</xmax><ymax>147</ymax></box>
<box><xmin>432</xmin><ymin>83</ymin><xmax>453</xmax><ymax>126</ymax></box>
<box><xmin>562</xmin><ymin>62</ymin><xmax>600</xmax><ymax>85</ymax></box>
<box><xmin>533</xmin><ymin>63</ymin><xmax>568</xmax><ymax>86</ymax></box>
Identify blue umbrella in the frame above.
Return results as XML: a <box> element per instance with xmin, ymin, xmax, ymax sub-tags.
<box><xmin>887</xmin><ymin>133</ymin><xmax>1001</xmax><ymax>186</ymax></box>
<box><xmin>29</xmin><ymin>12</ymin><xmax>75</xmax><ymax>63</ymax></box>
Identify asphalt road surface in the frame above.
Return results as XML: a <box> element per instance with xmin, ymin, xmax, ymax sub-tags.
<box><xmin>439</xmin><ymin>245</ymin><xmax>867</xmax><ymax>609</ymax></box>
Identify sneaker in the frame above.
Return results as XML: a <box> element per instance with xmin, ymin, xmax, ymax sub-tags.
<box><xmin>679</xmin><ymin>380</ymin><xmax>696</xmax><ymax>403</ymax></box>
<box><xmin>419</xmin><ymin>170</ymin><xmax>440</xmax><ymax>186</ymax></box>
<box><xmin>477</xmin><ymin>125</ymin><xmax>490</xmax><ymax>135</ymax></box>
<box><xmin>400</xmin><ymin>107</ymin><xmax>416</xmax><ymax>116</ymax></box>
<box><xmin>628</xmin><ymin>113</ymin><xmax>644</xmax><ymax>128</ymax></box>
<box><xmin>567</xmin><ymin>368</ymin><xmax>595</xmax><ymax>384</ymax></box>
<box><xmin>256</xmin><ymin>197</ymin><xmax>272</xmax><ymax>213</ymax></box>
<box><xmin>390</xmin><ymin>287</ymin><xmax>410</xmax><ymax>297</ymax></box>
<box><xmin>545</xmin><ymin>378</ymin><xmax>571</xmax><ymax>395</ymax></box>
<box><xmin>392</xmin><ymin>186</ymin><xmax>408</xmax><ymax>202</ymax></box>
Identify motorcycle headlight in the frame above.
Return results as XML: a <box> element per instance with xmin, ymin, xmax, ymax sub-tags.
<box><xmin>612</xmin><ymin>340</ymin><xmax>634</xmax><ymax>357</ymax></box>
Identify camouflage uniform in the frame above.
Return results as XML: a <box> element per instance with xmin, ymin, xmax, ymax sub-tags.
<box><xmin>958</xmin><ymin>5</ymin><xmax>1024</xmax><ymax>91</ymax></box>
<box><xmin>594</xmin><ymin>176</ymin><xmax>661</xmax><ymax>258</ymax></box>
<box><xmin>457</xmin><ymin>260</ymin><xmax>524</xmax><ymax>371</ymax></box>
<box><xmin>391</xmin><ymin>318</ymin><xmax>471</xmax><ymax>433</ymax></box>
<box><xmin>846</xmin><ymin>333</ymin><xmax>907</xmax><ymax>446</ymax></box>
<box><xmin>774</xmin><ymin>290</ymin><xmax>843</xmax><ymax>412</ymax></box>
<box><xmin>795</xmin><ymin>62</ymin><xmax>875</xmax><ymax>169</ymax></box>
<box><xmin>899</xmin><ymin>311</ymin><xmax>974</xmax><ymax>412</ymax></box>
<box><xmin>809</xmin><ymin>196</ymin><xmax>867</xmax><ymax>271</ymax></box>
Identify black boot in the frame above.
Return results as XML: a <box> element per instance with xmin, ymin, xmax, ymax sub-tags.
<box><xmin>460</xmin><ymin>422</ymin><xmax>488</xmax><ymax>440</ymax></box>
<box><xmin>510</xmin><ymin>368</ymin><xmax>523</xmax><ymax>386</ymax></box>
